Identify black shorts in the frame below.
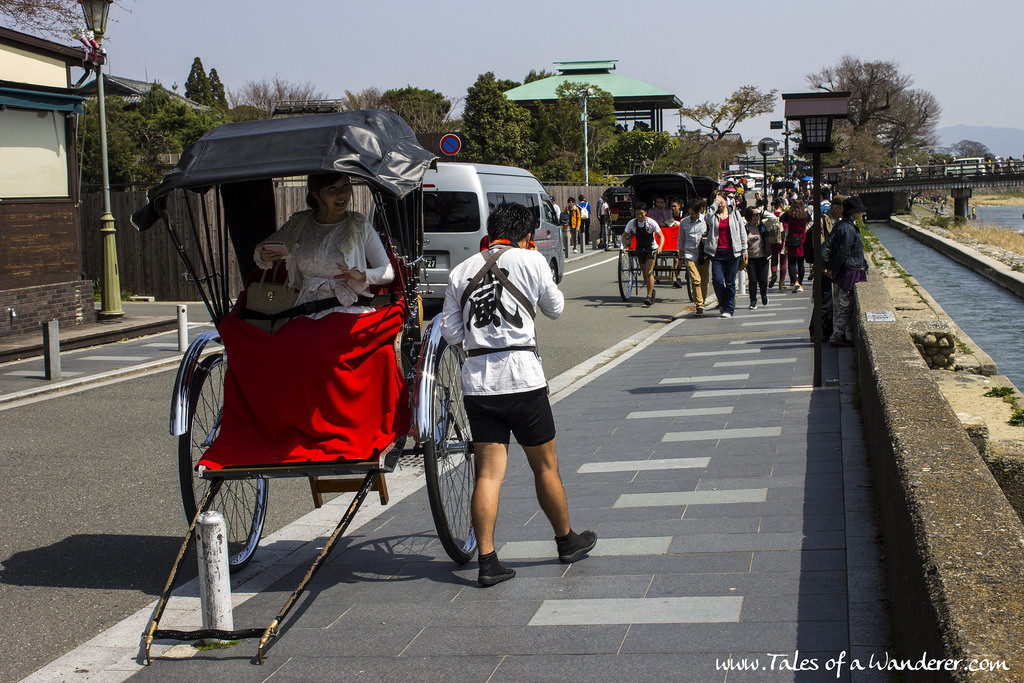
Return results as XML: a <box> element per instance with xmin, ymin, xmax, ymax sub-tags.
<box><xmin>636</xmin><ymin>249</ymin><xmax>656</xmax><ymax>264</ymax></box>
<box><xmin>463</xmin><ymin>387</ymin><xmax>555</xmax><ymax>447</ymax></box>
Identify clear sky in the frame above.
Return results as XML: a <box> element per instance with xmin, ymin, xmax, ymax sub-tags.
<box><xmin>95</xmin><ymin>0</ymin><xmax>1018</xmax><ymax>145</ymax></box>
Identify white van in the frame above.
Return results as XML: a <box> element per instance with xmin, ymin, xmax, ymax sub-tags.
<box><xmin>419</xmin><ymin>162</ymin><xmax>565</xmax><ymax>301</ymax></box>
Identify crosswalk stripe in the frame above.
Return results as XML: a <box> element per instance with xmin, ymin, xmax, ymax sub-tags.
<box><xmin>662</xmin><ymin>426</ymin><xmax>781</xmax><ymax>442</ymax></box>
<box><xmin>740</xmin><ymin>319</ymin><xmax>805</xmax><ymax>327</ymax></box>
<box><xmin>693</xmin><ymin>386</ymin><xmax>814</xmax><ymax>398</ymax></box>
<box><xmin>614</xmin><ymin>488</ymin><xmax>768</xmax><ymax>508</ymax></box>
<box><xmin>577</xmin><ymin>457</ymin><xmax>710</xmax><ymax>473</ymax></box>
<box><xmin>79</xmin><ymin>355</ymin><xmax>155</xmax><ymax>362</ymax></box>
<box><xmin>713</xmin><ymin>358</ymin><xmax>797</xmax><ymax>367</ymax></box>
<box><xmin>528</xmin><ymin>596</ymin><xmax>744</xmax><ymax>626</ymax></box>
<box><xmin>627</xmin><ymin>406</ymin><xmax>733</xmax><ymax>419</ymax></box>
<box><xmin>685</xmin><ymin>349</ymin><xmax>759</xmax><ymax>357</ymax></box>
<box><xmin>499</xmin><ymin>536</ymin><xmax>672</xmax><ymax>559</ymax></box>
<box><xmin>659</xmin><ymin>373</ymin><xmax>749</xmax><ymax>385</ymax></box>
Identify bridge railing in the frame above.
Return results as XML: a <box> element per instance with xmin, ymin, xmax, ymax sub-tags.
<box><xmin>843</xmin><ymin>159</ymin><xmax>1024</xmax><ymax>186</ymax></box>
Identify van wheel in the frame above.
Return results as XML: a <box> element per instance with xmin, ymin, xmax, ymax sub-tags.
<box><xmin>550</xmin><ymin>258</ymin><xmax>563</xmax><ymax>284</ymax></box>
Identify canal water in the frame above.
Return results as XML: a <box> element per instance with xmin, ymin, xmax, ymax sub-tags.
<box><xmin>870</xmin><ymin>223</ymin><xmax>1024</xmax><ymax>390</ymax></box>
<box><xmin>974</xmin><ymin>206</ymin><xmax>1024</xmax><ymax>233</ymax></box>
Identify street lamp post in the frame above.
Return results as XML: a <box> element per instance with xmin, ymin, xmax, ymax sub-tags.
<box><xmin>783</xmin><ymin>92</ymin><xmax>850</xmax><ymax>387</ymax></box>
<box><xmin>80</xmin><ymin>0</ymin><xmax>123</xmax><ymax>320</ymax></box>
<box><xmin>580</xmin><ymin>87</ymin><xmax>594</xmax><ymax>186</ymax></box>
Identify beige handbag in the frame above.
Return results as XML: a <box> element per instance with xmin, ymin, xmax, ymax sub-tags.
<box><xmin>242</xmin><ymin>262</ymin><xmax>300</xmax><ymax>333</ymax></box>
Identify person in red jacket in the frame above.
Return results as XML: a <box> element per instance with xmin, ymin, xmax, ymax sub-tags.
<box><xmin>780</xmin><ymin>200</ymin><xmax>809</xmax><ymax>293</ymax></box>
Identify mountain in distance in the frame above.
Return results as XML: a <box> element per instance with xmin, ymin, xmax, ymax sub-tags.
<box><xmin>935</xmin><ymin>125</ymin><xmax>1024</xmax><ymax>158</ymax></box>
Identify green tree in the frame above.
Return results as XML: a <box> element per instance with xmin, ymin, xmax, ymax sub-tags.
<box><xmin>208</xmin><ymin>68</ymin><xmax>228</xmax><ymax>110</ymax></box>
<box><xmin>79</xmin><ymin>84</ymin><xmax>228</xmax><ymax>189</ymax></box>
<box><xmin>184</xmin><ymin>57</ymin><xmax>212</xmax><ymax>106</ymax></box>
<box><xmin>679</xmin><ymin>85</ymin><xmax>778</xmax><ymax>141</ymax></box>
<box><xmin>523</xmin><ymin>69</ymin><xmax>556</xmax><ymax>84</ymax></box>
<box><xmin>380</xmin><ymin>86</ymin><xmax>452</xmax><ymax>133</ymax></box>
<box><xmin>601</xmin><ymin>130</ymin><xmax>674</xmax><ymax>175</ymax></box>
<box><xmin>529</xmin><ymin>82</ymin><xmax>616</xmax><ymax>181</ymax></box>
<box><xmin>460</xmin><ymin>72</ymin><xmax>534</xmax><ymax>167</ymax></box>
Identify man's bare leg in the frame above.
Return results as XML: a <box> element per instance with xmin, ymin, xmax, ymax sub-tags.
<box><xmin>522</xmin><ymin>438</ymin><xmax>570</xmax><ymax>537</ymax></box>
<box><xmin>471</xmin><ymin>442</ymin><xmax>508</xmax><ymax>556</ymax></box>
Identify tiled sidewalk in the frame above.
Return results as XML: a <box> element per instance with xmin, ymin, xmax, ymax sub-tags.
<box><xmin>130</xmin><ymin>296</ymin><xmax>893</xmax><ymax>681</ymax></box>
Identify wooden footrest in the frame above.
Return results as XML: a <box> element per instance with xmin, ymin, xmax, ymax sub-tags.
<box><xmin>309</xmin><ymin>473</ymin><xmax>389</xmax><ymax>507</ymax></box>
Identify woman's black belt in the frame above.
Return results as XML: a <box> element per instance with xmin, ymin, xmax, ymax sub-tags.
<box><xmin>466</xmin><ymin>345</ymin><xmax>537</xmax><ymax>357</ymax></box>
<box><xmin>243</xmin><ymin>295</ymin><xmax>374</xmax><ymax>323</ymax></box>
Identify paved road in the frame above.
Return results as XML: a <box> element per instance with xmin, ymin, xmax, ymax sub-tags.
<box><xmin>1</xmin><ymin>248</ymin><xmax>691</xmax><ymax>681</ymax></box>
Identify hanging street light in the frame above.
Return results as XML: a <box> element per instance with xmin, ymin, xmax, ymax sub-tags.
<box><xmin>783</xmin><ymin>91</ymin><xmax>850</xmax><ymax>387</ymax></box>
<box><xmin>80</xmin><ymin>0</ymin><xmax>123</xmax><ymax>319</ymax></box>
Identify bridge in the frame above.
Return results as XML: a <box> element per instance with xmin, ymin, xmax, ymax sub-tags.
<box><xmin>842</xmin><ymin>159</ymin><xmax>1024</xmax><ymax>218</ymax></box>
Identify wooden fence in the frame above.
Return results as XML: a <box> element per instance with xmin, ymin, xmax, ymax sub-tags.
<box><xmin>79</xmin><ymin>184</ymin><xmax>360</xmax><ymax>302</ymax></box>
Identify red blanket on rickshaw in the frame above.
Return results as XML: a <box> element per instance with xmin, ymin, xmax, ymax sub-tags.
<box><xmin>198</xmin><ymin>303</ymin><xmax>410</xmax><ymax>470</ymax></box>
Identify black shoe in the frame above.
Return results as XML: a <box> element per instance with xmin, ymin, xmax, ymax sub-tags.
<box><xmin>556</xmin><ymin>530</ymin><xmax>597</xmax><ymax>563</ymax></box>
<box><xmin>672</xmin><ymin>278</ymin><xmax>683</xmax><ymax>289</ymax></box>
<box><xmin>477</xmin><ymin>551</ymin><xmax>516</xmax><ymax>586</ymax></box>
<box><xmin>643</xmin><ymin>296</ymin><xmax>652</xmax><ymax>307</ymax></box>
<box><xmin>748</xmin><ymin>301</ymin><xmax>757</xmax><ymax>309</ymax></box>
<box><xmin>768</xmin><ymin>275</ymin><xmax>777</xmax><ymax>288</ymax></box>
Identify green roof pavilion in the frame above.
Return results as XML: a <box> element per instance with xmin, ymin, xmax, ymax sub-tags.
<box><xmin>503</xmin><ymin>60</ymin><xmax>681</xmax><ymax>132</ymax></box>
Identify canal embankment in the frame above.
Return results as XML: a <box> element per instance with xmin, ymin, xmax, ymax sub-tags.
<box><xmin>850</xmin><ymin>224</ymin><xmax>1024</xmax><ymax>680</ymax></box>
<box><xmin>889</xmin><ymin>215</ymin><xmax>1024</xmax><ymax>299</ymax></box>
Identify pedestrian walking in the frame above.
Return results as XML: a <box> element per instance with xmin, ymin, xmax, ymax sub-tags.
<box><xmin>824</xmin><ymin>196</ymin><xmax>868</xmax><ymax>347</ymax></box>
<box><xmin>440</xmin><ymin>202</ymin><xmax>596</xmax><ymax>586</ymax></box>
<box><xmin>703</xmin><ymin>192</ymin><xmax>747</xmax><ymax>318</ymax></box>
<box><xmin>768</xmin><ymin>199</ymin><xmax>787</xmax><ymax>289</ymax></box>
<box><xmin>566</xmin><ymin>197</ymin><xmax>582</xmax><ymax>253</ymax></box>
<box><xmin>596</xmin><ymin>192</ymin><xmax>610</xmax><ymax>249</ymax></box>
<box><xmin>742</xmin><ymin>207</ymin><xmax>771</xmax><ymax>309</ymax></box>
<box><xmin>577</xmin><ymin>194</ymin><xmax>591</xmax><ymax>251</ymax></box>
<box><xmin>679</xmin><ymin>199</ymin><xmax>710</xmax><ymax>315</ymax></box>
<box><xmin>623</xmin><ymin>202</ymin><xmax>664</xmax><ymax>307</ymax></box>
<box><xmin>781</xmin><ymin>200</ymin><xmax>809</xmax><ymax>293</ymax></box>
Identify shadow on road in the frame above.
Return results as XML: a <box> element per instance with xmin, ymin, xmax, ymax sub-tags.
<box><xmin>0</xmin><ymin>534</ymin><xmax>192</xmax><ymax>593</ymax></box>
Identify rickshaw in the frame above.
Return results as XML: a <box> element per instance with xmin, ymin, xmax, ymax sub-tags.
<box><xmin>130</xmin><ymin>111</ymin><xmax>475</xmax><ymax>663</ymax></box>
<box><xmin>615</xmin><ymin>173</ymin><xmax>708</xmax><ymax>301</ymax></box>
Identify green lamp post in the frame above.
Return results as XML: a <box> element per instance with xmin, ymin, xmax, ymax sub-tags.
<box><xmin>80</xmin><ymin>0</ymin><xmax>123</xmax><ymax>319</ymax></box>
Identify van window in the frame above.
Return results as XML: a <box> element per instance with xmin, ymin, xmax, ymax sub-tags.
<box><xmin>542</xmin><ymin>200</ymin><xmax>558</xmax><ymax>224</ymax></box>
<box><xmin>424</xmin><ymin>191</ymin><xmax>480</xmax><ymax>232</ymax></box>
<box><xmin>487</xmin><ymin>192</ymin><xmax>540</xmax><ymax>221</ymax></box>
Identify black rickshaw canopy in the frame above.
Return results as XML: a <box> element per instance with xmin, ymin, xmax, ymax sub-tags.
<box><xmin>623</xmin><ymin>172</ymin><xmax>717</xmax><ymax>206</ymax></box>
<box><xmin>132</xmin><ymin>109</ymin><xmax>436</xmax><ymax>232</ymax></box>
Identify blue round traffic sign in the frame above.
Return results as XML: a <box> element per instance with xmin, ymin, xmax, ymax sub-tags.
<box><xmin>440</xmin><ymin>133</ymin><xmax>461</xmax><ymax>156</ymax></box>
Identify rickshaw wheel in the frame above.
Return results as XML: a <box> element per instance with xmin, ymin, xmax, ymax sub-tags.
<box><xmin>178</xmin><ymin>352</ymin><xmax>268</xmax><ymax>572</ymax></box>
<box><xmin>617</xmin><ymin>250</ymin><xmax>638</xmax><ymax>301</ymax></box>
<box><xmin>423</xmin><ymin>340</ymin><xmax>477</xmax><ymax>564</ymax></box>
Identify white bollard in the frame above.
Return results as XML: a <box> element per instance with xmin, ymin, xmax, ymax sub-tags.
<box><xmin>196</xmin><ymin>511</ymin><xmax>233</xmax><ymax>639</ymax></box>
<box><xmin>42</xmin><ymin>320</ymin><xmax>61</xmax><ymax>381</ymax></box>
<box><xmin>177</xmin><ymin>304</ymin><xmax>188</xmax><ymax>352</ymax></box>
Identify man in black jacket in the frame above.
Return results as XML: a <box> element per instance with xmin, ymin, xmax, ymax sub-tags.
<box><xmin>824</xmin><ymin>196</ymin><xmax>869</xmax><ymax>347</ymax></box>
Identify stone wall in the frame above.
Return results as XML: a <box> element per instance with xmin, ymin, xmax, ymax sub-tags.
<box><xmin>853</xmin><ymin>275</ymin><xmax>1024</xmax><ymax>680</ymax></box>
<box><xmin>0</xmin><ymin>281</ymin><xmax>96</xmax><ymax>338</ymax></box>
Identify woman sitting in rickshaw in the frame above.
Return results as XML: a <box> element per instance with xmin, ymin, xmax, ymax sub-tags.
<box><xmin>253</xmin><ymin>173</ymin><xmax>394</xmax><ymax>315</ymax></box>
<box><xmin>200</xmin><ymin>172</ymin><xmax>409</xmax><ymax>471</ymax></box>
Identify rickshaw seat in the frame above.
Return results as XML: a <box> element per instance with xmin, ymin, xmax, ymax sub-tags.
<box><xmin>660</xmin><ymin>225</ymin><xmax>679</xmax><ymax>252</ymax></box>
<box><xmin>199</xmin><ymin>302</ymin><xmax>410</xmax><ymax>471</ymax></box>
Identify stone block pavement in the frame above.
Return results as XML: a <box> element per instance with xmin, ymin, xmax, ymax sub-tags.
<box><xmin>32</xmin><ymin>294</ymin><xmax>895</xmax><ymax>682</ymax></box>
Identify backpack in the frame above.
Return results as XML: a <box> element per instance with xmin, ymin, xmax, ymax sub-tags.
<box><xmin>579</xmin><ymin>204</ymin><xmax>590</xmax><ymax>219</ymax></box>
